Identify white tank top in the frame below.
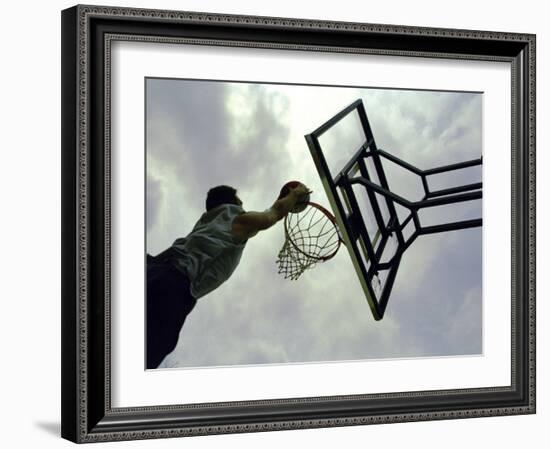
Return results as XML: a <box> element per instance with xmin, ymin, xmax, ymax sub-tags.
<box><xmin>157</xmin><ymin>204</ymin><xmax>246</xmax><ymax>299</ymax></box>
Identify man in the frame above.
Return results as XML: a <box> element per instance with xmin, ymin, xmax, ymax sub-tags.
<box><xmin>147</xmin><ymin>183</ymin><xmax>310</xmax><ymax>369</ymax></box>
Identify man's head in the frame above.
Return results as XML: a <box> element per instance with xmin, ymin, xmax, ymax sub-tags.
<box><xmin>206</xmin><ymin>185</ymin><xmax>242</xmax><ymax>211</ymax></box>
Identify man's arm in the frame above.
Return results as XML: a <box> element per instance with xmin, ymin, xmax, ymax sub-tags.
<box><xmin>232</xmin><ymin>184</ymin><xmax>310</xmax><ymax>241</ymax></box>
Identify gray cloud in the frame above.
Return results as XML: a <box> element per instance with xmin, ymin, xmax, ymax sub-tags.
<box><xmin>147</xmin><ymin>79</ymin><xmax>230</xmax><ymax>196</ymax></box>
<box><xmin>146</xmin><ymin>175</ymin><xmax>162</xmax><ymax>232</ymax></box>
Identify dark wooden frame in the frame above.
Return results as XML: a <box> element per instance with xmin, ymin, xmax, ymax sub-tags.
<box><xmin>61</xmin><ymin>4</ymin><xmax>536</xmax><ymax>443</ymax></box>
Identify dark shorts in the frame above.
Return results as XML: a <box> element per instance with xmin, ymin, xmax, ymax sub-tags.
<box><xmin>146</xmin><ymin>256</ymin><xmax>196</xmax><ymax>369</ymax></box>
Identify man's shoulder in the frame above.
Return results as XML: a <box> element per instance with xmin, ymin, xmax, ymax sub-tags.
<box><xmin>194</xmin><ymin>204</ymin><xmax>246</xmax><ymax>235</ymax></box>
<box><xmin>206</xmin><ymin>203</ymin><xmax>245</xmax><ymax>217</ymax></box>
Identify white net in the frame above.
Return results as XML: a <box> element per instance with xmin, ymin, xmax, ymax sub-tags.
<box><xmin>276</xmin><ymin>238</ymin><xmax>318</xmax><ymax>280</ymax></box>
<box><xmin>276</xmin><ymin>203</ymin><xmax>341</xmax><ymax>280</ymax></box>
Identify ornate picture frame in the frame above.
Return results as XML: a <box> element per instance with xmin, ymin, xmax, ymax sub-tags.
<box><xmin>61</xmin><ymin>4</ymin><xmax>535</xmax><ymax>443</ymax></box>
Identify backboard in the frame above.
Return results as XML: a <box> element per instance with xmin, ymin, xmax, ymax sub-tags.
<box><xmin>305</xmin><ymin>99</ymin><xmax>482</xmax><ymax>320</ymax></box>
<box><xmin>305</xmin><ymin>99</ymin><xmax>404</xmax><ymax>320</ymax></box>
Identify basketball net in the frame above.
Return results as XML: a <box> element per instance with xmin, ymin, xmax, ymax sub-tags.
<box><xmin>276</xmin><ymin>202</ymin><xmax>341</xmax><ymax>280</ymax></box>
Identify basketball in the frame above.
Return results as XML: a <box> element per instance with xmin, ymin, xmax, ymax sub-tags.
<box><xmin>278</xmin><ymin>181</ymin><xmax>310</xmax><ymax>213</ymax></box>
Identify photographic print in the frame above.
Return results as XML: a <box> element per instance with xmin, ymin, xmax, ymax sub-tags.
<box><xmin>145</xmin><ymin>78</ymin><xmax>482</xmax><ymax>370</ymax></box>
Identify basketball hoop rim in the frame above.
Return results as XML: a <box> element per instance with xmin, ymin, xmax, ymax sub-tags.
<box><xmin>283</xmin><ymin>201</ymin><xmax>343</xmax><ymax>262</ymax></box>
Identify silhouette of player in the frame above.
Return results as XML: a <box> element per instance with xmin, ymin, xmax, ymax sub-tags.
<box><xmin>147</xmin><ymin>183</ymin><xmax>310</xmax><ymax>368</ymax></box>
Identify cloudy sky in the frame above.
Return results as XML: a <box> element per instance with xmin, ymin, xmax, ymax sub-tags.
<box><xmin>145</xmin><ymin>78</ymin><xmax>482</xmax><ymax>369</ymax></box>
